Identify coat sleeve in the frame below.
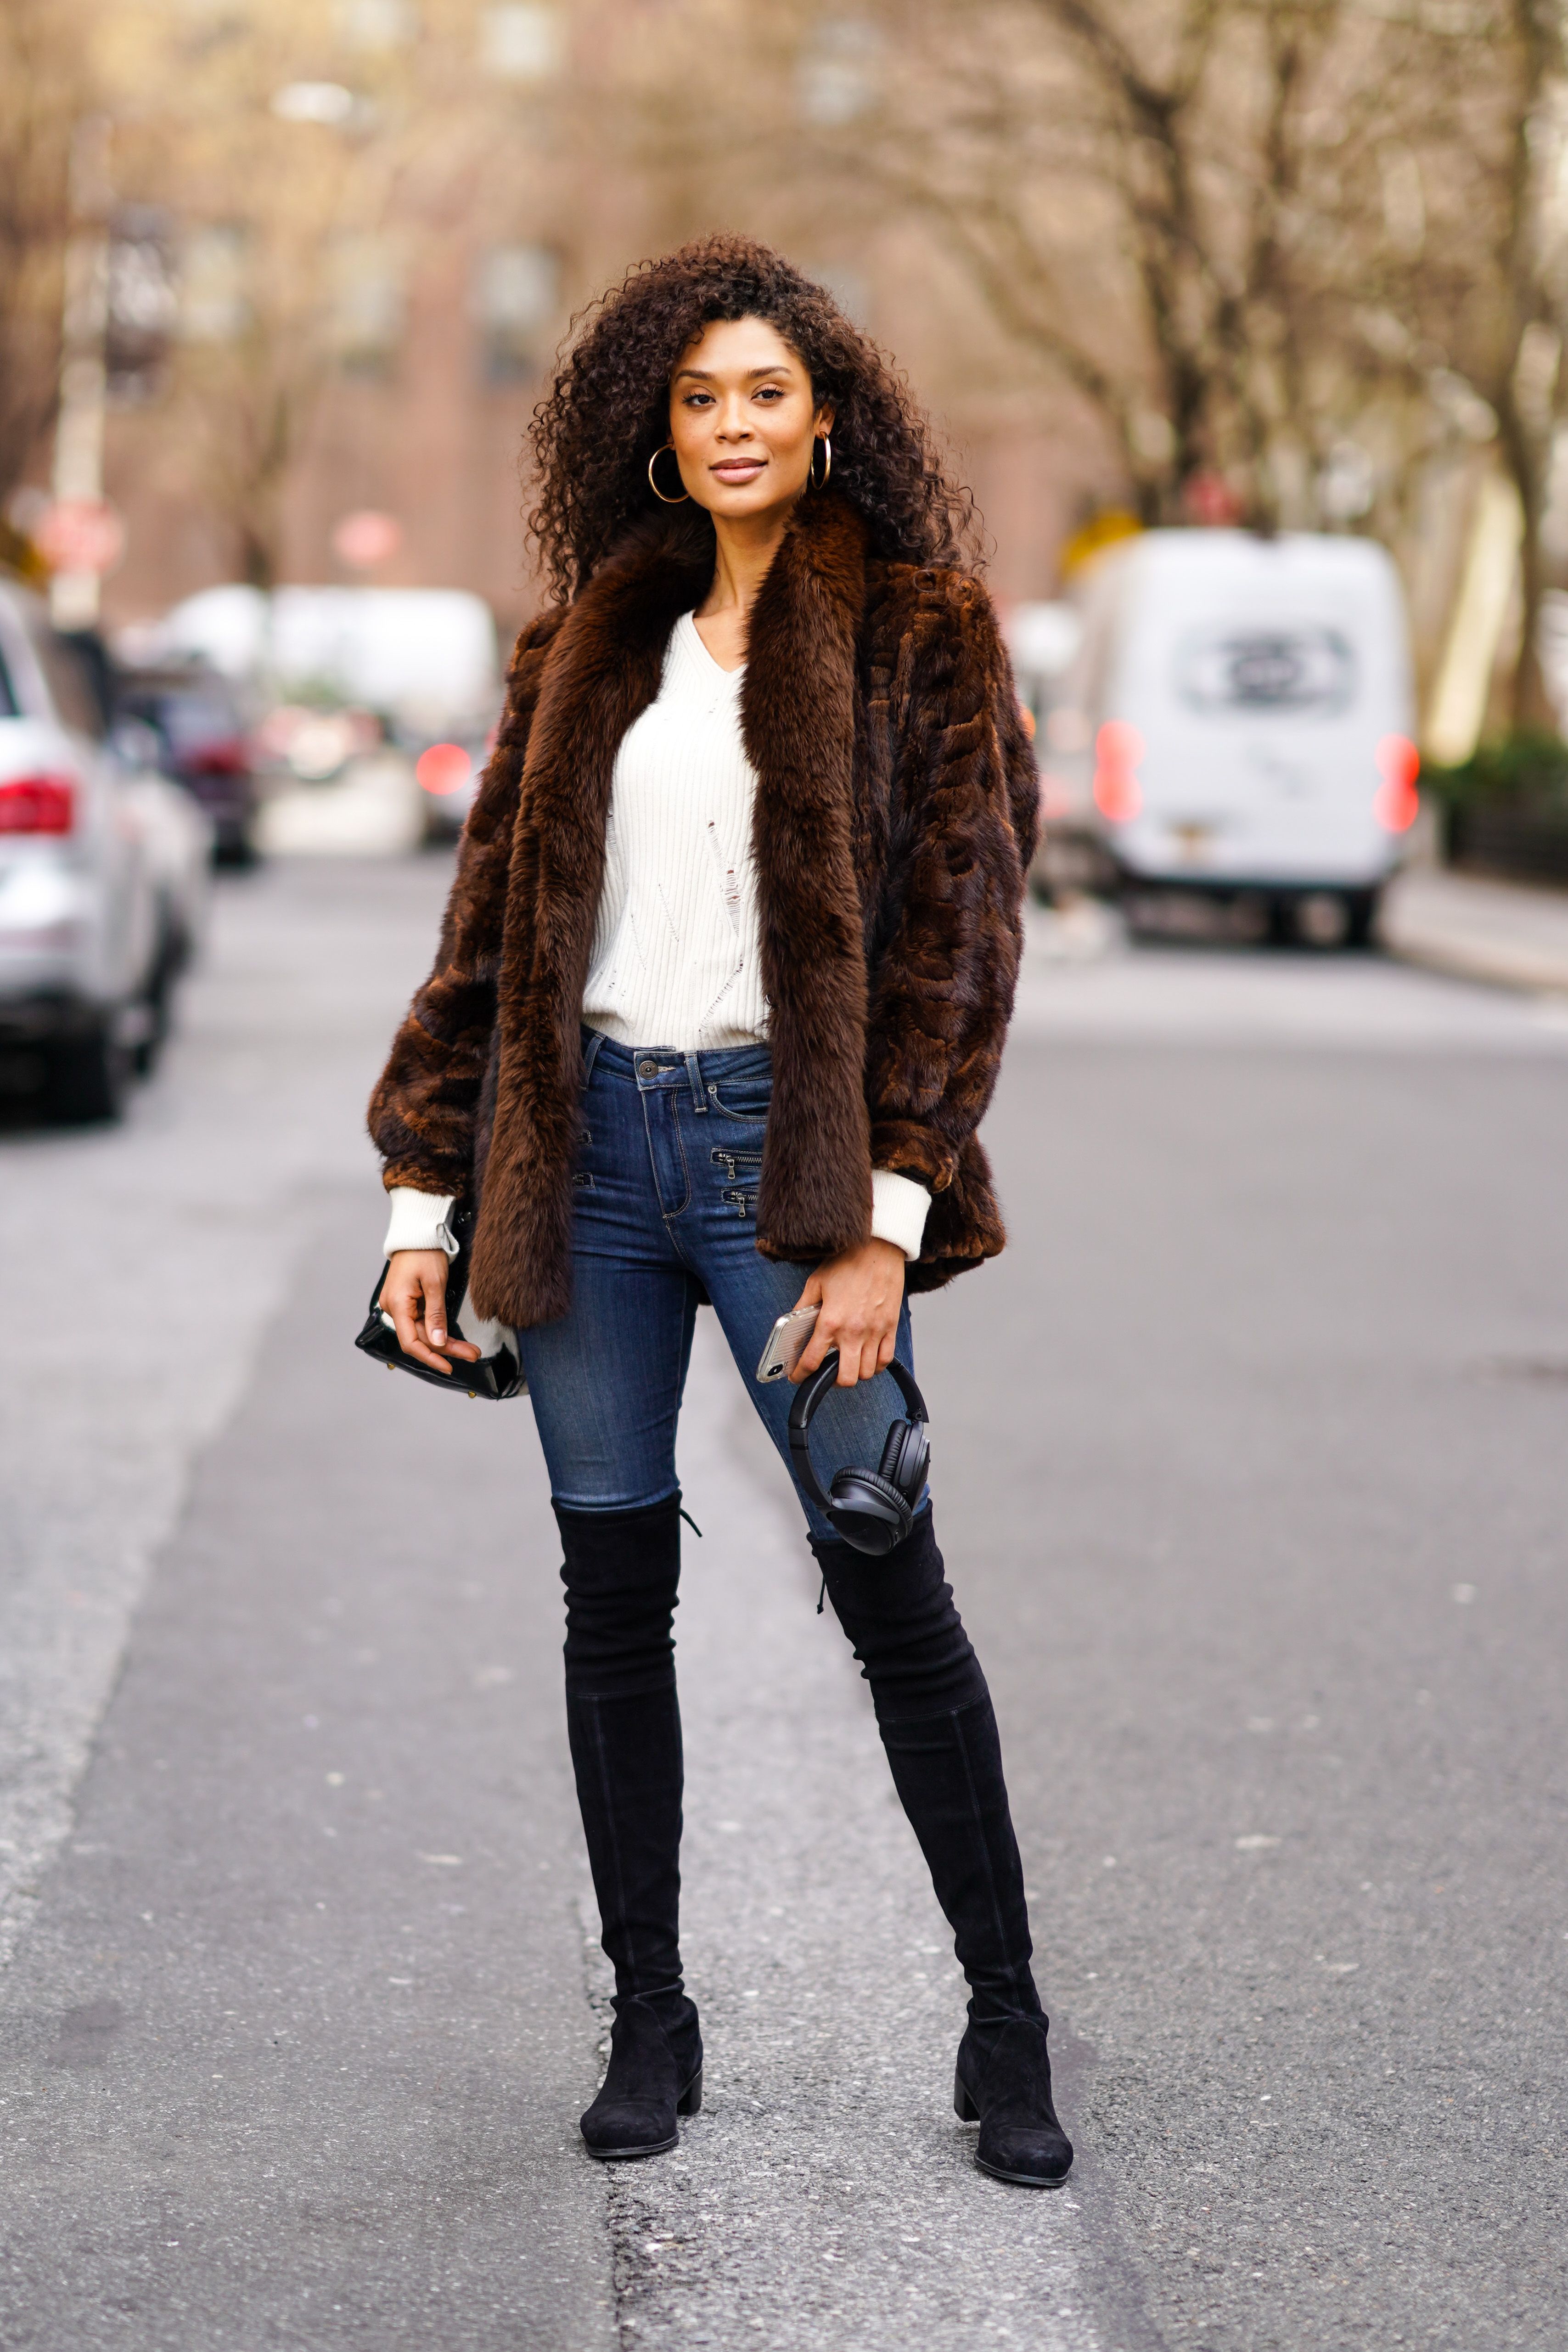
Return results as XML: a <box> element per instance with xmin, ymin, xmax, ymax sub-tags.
<box><xmin>366</xmin><ymin>609</ymin><xmax>564</xmax><ymax>1196</ymax></box>
<box><xmin>863</xmin><ymin>571</ymin><xmax>1036</xmax><ymax>1206</ymax></box>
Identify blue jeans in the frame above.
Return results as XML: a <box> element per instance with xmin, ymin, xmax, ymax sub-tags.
<box><xmin>516</xmin><ymin>1030</ymin><xmax>920</xmax><ymax>1542</ymax></box>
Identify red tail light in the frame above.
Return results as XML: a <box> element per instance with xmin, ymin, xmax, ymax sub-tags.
<box><xmin>1093</xmin><ymin>721</ymin><xmax>1145</xmax><ymax>822</ymax></box>
<box><xmin>416</xmin><ymin>742</ymin><xmax>472</xmax><ymax>795</ymax></box>
<box><xmin>187</xmin><ymin>737</ymin><xmax>249</xmax><ymax>777</ymax></box>
<box><xmin>0</xmin><ymin>775</ymin><xmax>74</xmax><ymax>835</ymax></box>
<box><xmin>1373</xmin><ymin>734</ymin><xmax>1420</xmax><ymax>832</ymax></box>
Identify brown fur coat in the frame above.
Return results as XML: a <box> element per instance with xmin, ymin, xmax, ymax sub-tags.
<box><xmin>368</xmin><ymin>490</ymin><xmax>1038</xmax><ymax>1328</ymax></box>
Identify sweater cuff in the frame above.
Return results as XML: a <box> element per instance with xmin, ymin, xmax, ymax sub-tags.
<box><xmin>383</xmin><ymin>1187</ymin><xmax>458</xmax><ymax>1258</ymax></box>
<box><xmin>870</xmin><ymin>1168</ymin><xmax>930</xmax><ymax>1261</ymax></box>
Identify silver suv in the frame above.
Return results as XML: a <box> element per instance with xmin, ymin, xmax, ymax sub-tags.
<box><xmin>0</xmin><ymin>577</ymin><xmax>210</xmax><ymax>1120</ymax></box>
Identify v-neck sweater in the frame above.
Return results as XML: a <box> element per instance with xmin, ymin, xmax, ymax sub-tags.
<box><xmin>581</xmin><ymin>610</ymin><xmax>765</xmax><ymax>1051</ymax></box>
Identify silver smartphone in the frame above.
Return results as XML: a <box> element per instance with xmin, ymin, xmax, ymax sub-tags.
<box><xmin>755</xmin><ymin>1304</ymin><xmax>820</xmax><ymax>1384</ymax></box>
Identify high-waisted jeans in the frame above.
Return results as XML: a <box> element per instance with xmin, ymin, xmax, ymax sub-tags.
<box><xmin>517</xmin><ymin>1030</ymin><xmax>920</xmax><ymax>1544</ymax></box>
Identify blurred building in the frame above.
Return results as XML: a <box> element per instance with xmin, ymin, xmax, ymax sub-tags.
<box><xmin>71</xmin><ymin>1</ymin><xmax>1095</xmax><ymax>640</ymax></box>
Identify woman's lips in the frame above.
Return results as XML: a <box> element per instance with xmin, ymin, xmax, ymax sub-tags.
<box><xmin>711</xmin><ymin>459</ymin><xmax>765</xmax><ymax>479</ymax></box>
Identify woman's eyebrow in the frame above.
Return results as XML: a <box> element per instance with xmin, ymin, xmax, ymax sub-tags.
<box><xmin>673</xmin><ymin>364</ymin><xmax>794</xmax><ymax>384</ymax></box>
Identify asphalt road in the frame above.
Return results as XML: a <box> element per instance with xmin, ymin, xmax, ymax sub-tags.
<box><xmin>2</xmin><ymin>859</ymin><xmax>1564</xmax><ymax>2352</ymax></box>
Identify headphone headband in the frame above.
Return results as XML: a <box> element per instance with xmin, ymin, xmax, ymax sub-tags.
<box><xmin>787</xmin><ymin>1351</ymin><xmax>929</xmax><ymax>1513</ymax></box>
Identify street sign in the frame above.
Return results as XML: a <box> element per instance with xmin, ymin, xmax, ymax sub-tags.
<box><xmin>36</xmin><ymin>498</ymin><xmax>126</xmax><ymax>577</ymax></box>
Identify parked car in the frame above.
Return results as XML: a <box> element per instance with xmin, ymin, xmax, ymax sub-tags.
<box><xmin>1037</xmin><ymin>530</ymin><xmax>1420</xmax><ymax>945</ymax></box>
<box><xmin>146</xmin><ymin>582</ymin><xmax>504</xmax><ymax>845</ymax></box>
<box><xmin>413</xmin><ymin>728</ymin><xmax>495</xmax><ymax>844</ymax></box>
<box><xmin>112</xmin><ymin>660</ymin><xmax>259</xmax><ymax>863</ymax></box>
<box><xmin>0</xmin><ymin>580</ymin><xmax>210</xmax><ymax>1121</ymax></box>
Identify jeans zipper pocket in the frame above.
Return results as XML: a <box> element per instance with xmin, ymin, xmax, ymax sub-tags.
<box><xmin>711</xmin><ymin>1148</ymin><xmax>763</xmax><ymax>1182</ymax></box>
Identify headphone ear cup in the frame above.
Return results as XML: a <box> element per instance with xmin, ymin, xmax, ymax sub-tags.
<box><xmin>878</xmin><ymin>1418</ymin><xmax>929</xmax><ymax>1504</ymax></box>
<box><xmin>878</xmin><ymin>1420</ymin><xmax>911</xmax><ymax>1483</ymax></box>
<box><xmin>827</xmin><ymin>1468</ymin><xmax>916</xmax><ymax>1555</ymax></box>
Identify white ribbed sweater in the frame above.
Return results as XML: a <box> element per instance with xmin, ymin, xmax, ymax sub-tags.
<box><xmin>384</xmin><ymin>610</ymin><xmax>930</xmax><ymax>1263</ymax></box>
<box><xmin>584</xmin><ymin>611</ymin><xmax>765</xmax><ymax>1049</ymax></box>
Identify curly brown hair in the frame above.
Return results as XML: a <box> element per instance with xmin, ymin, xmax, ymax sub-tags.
<box><xmin>526</xmin><ymin>233</ymin><xmax>979</xmax><ymax>602</ymax></box>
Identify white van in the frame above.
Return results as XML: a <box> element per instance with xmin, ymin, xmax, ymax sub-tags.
<box><xmin>142</xmin><ymin>583</ymin><xmax>501</xmax><ymax>742</ymax></box>
<box><xmin>1038</xmin><ymin>530</ymin><xmax>1419</xmax><ymax>944</ymax></box>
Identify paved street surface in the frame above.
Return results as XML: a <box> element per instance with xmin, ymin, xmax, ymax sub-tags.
<box><xmin>2</xmin><ymin>861</ymin><xmax>1565</xmax><ymax>2351</ymax></box>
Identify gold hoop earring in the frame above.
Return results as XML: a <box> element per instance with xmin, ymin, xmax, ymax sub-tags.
<box><xmin>647</xmin><ymin>445</ymin><xmax>689</xmax><ymax>504</ymax></box>
<box><xmin>810</xmin><ymin>433</ymin><xmax>832</xmax><ymax>490</ymax></box>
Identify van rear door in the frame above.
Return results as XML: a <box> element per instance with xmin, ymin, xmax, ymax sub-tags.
<box><xmin>1102</xmin><ymin>532</ymin><xmax>1414</xmax><ymax>889</ymax></box>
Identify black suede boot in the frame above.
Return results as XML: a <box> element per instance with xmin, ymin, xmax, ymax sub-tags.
<box><xmin>955</xmin><ymin>2016</ymin><xmax>1073</xmax><ymax>2187</ymax></box>
<box><xmin>812</xmin><ymin>1509</ymin><xmax>1072</xmax><ymax>2187</ymax></box>
<box><xmin>556</xmin><ymin>1497</ymin><xmax>703</xmax><ymax>2160</ymax></box>
<box><xmin>580</xmin><ymin>1992</ymin><xmax>704</xmax><ymax>2159</ymax></box>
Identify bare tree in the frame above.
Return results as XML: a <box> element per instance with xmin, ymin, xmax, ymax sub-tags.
<box><xmin>98</xmin><ymin>0</ymin><xmax>580</xmax><ymax>589</ymax></box>
<box><xmin>102</xmin><ymin>3</ymin><xmax>399</xmax><ymax>586</ymax></box>
<box><xmin>0</xmin><ymin>0</ymin><xmax>97</xmax><ymax>513</ymax></box>
<box><xmin>614</xmin><ymin>0</ymin><xmax>1562</xmax><ymax>714</ymax></box>
<box><xmin>1450</xmin><ymin>0</ymin><xmax>1565</xmax><ymax>726</ymax></box>
<box><xmin>818</xmin><ymin>1</ymin><xmax>1513</xmax><ymax>529</ymax></box>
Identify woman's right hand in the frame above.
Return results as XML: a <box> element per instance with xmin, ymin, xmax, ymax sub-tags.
<box><xmin>378</xmin><ymin>1249</ymin><xmax>482</xmax><ymax>1375</ymax></box>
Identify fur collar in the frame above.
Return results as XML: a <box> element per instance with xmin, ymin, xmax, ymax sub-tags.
<box><xmin>466</xmin><ymin>491</ymin><xmax>876</xmax><ymax>1322</ymax></box>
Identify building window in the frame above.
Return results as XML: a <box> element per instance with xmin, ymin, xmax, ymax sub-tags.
<box><xmin>797</xmin><ymin>19</ymin><xmax>882</xmax><ymax>128</ymax></box>
<box><xmin>335</xmin><ymin>0</ymin><xmax>417</xmax><ymax>47</ymax></box>
<box><xmin>479</xmin><ymin>4</ymin><xmax>564</xmax><ymax>82</ymax></box>
<box><xmin>180</xmin><ymin>225</ymin><xmax>249</xmax><ymax>343</ymax></box>
<box><xmin>473</xmin><ymin>244</ymin><xmax>559</xmax><ymax>381</ymax></box>
<box><xmin>330</xmin><ymin>236</ymin><xmax>405</xmax><ymax>376</ymax></box>
<box><xmin>107</xmin><ymin>205</ymin><xmax>180</xmax><ymax>402</ymax></box>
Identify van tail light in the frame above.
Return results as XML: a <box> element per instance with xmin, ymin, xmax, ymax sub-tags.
<box><xmin>1093</xmin><ymin>721</ymin><xmax>1145</xmax><ymax>822</ymax></box>
<box><xmin>0</xmin><ymin>775</ymin><xmax>75</xmax><ymax>835</ymax></box>
<box><xmin>1373</xmin><ymin>734</ymin><xmax>1420</xmax><ymax>832</ymax></box>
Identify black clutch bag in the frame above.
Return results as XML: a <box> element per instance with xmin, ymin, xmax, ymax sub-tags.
<box><xmin>354</xmin><ymin>1200</ymin><xmax>526</xmax><ymax>1400</ymax></box>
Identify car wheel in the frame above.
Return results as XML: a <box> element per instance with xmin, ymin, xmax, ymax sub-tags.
<box><xmin>133</xmin><ymin>926</ymin><xmax>185</xmax><ymax>1075</ymax></box>
<box><xmin>214</xmin><ymin>824</ymin><xmax>259</xmax><ymax>868</ymax></box>
<box><xmin>46</xmin><ymin>1024</ymin><xmax>130</xmax><ymax>1124</ymax></box>
<box><xmin>1343</xmin><ymin>887</ymin><xmax>1381</xmax><ymax>951</ymax></box>
<box><xmin>1265</xmin><ymin>894</ymin><xmax>1298</xmax><ymax>947</ymax></box>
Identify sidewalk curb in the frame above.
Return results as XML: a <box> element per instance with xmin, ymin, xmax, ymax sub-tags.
<box><xmin>1383</xmin><ymin>867</ymin><xmax>1568</xmax><ymax>998</ymax></box>
<box><xmin>1386</xmin><ymin>932</ymin><xmax>1568</xmax><ymax>997</ymax></box>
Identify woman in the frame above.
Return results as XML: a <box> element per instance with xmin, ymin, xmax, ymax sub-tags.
<box><xmin>369</xmin><ymin>235</ymin><xmax>1071</xmax><ymax>2190</ymax></box>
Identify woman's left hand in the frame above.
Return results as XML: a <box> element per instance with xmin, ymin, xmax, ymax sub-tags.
<box><xmin>790</xmin><ymin>1238</ymin><xmax>906</xmax><ymax>1388</ymax></box>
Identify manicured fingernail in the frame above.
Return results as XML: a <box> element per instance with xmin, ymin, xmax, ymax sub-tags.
<box><xmin>431</xmin><ymin>1328</ymin><xmax>444</xmax><ymax>1345</ymax></box>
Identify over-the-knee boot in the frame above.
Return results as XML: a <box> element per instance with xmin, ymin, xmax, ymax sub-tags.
<box><xmin>812</xmin><ymin>1508</ymin><xmax>1071</xmax><ymax>2187</ymax></box>
<box><xmin>556</xmin><ymin>1497</ymin><xmax>702</xmax><ymax>2159</ymax></box>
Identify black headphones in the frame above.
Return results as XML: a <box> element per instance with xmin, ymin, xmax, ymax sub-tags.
<box><xmin>788</xmin><ymin>1352</ymin><xmax>931</xmax><ymax>1556</ymax></box>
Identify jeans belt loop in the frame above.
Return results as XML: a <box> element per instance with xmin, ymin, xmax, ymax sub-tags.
<box><xmin>684</xmin><ymin>1050</ymin><xmax>708</xmax><ymax>1112</ymax></box>
<box><xmin>580</xmin><ymin>1027</ymin><xmax>607</xmax><ymax>1089</ymax></box>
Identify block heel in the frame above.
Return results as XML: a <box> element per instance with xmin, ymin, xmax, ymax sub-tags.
<box><xmin>954</xmin><ymin>2018</ymin><xmax>1073</xmax><ymax>2188</ymax></box>
<box><xmin>580</xmin><ymin>1997</ymin><xmax>703</xmax><ymax>2161</ymax></box>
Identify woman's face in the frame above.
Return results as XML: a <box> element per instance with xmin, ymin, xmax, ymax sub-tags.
<box><xmin>666</xmin><ymin>316</ymin><xmax>832</xmax><ymax>522</ymax></box>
